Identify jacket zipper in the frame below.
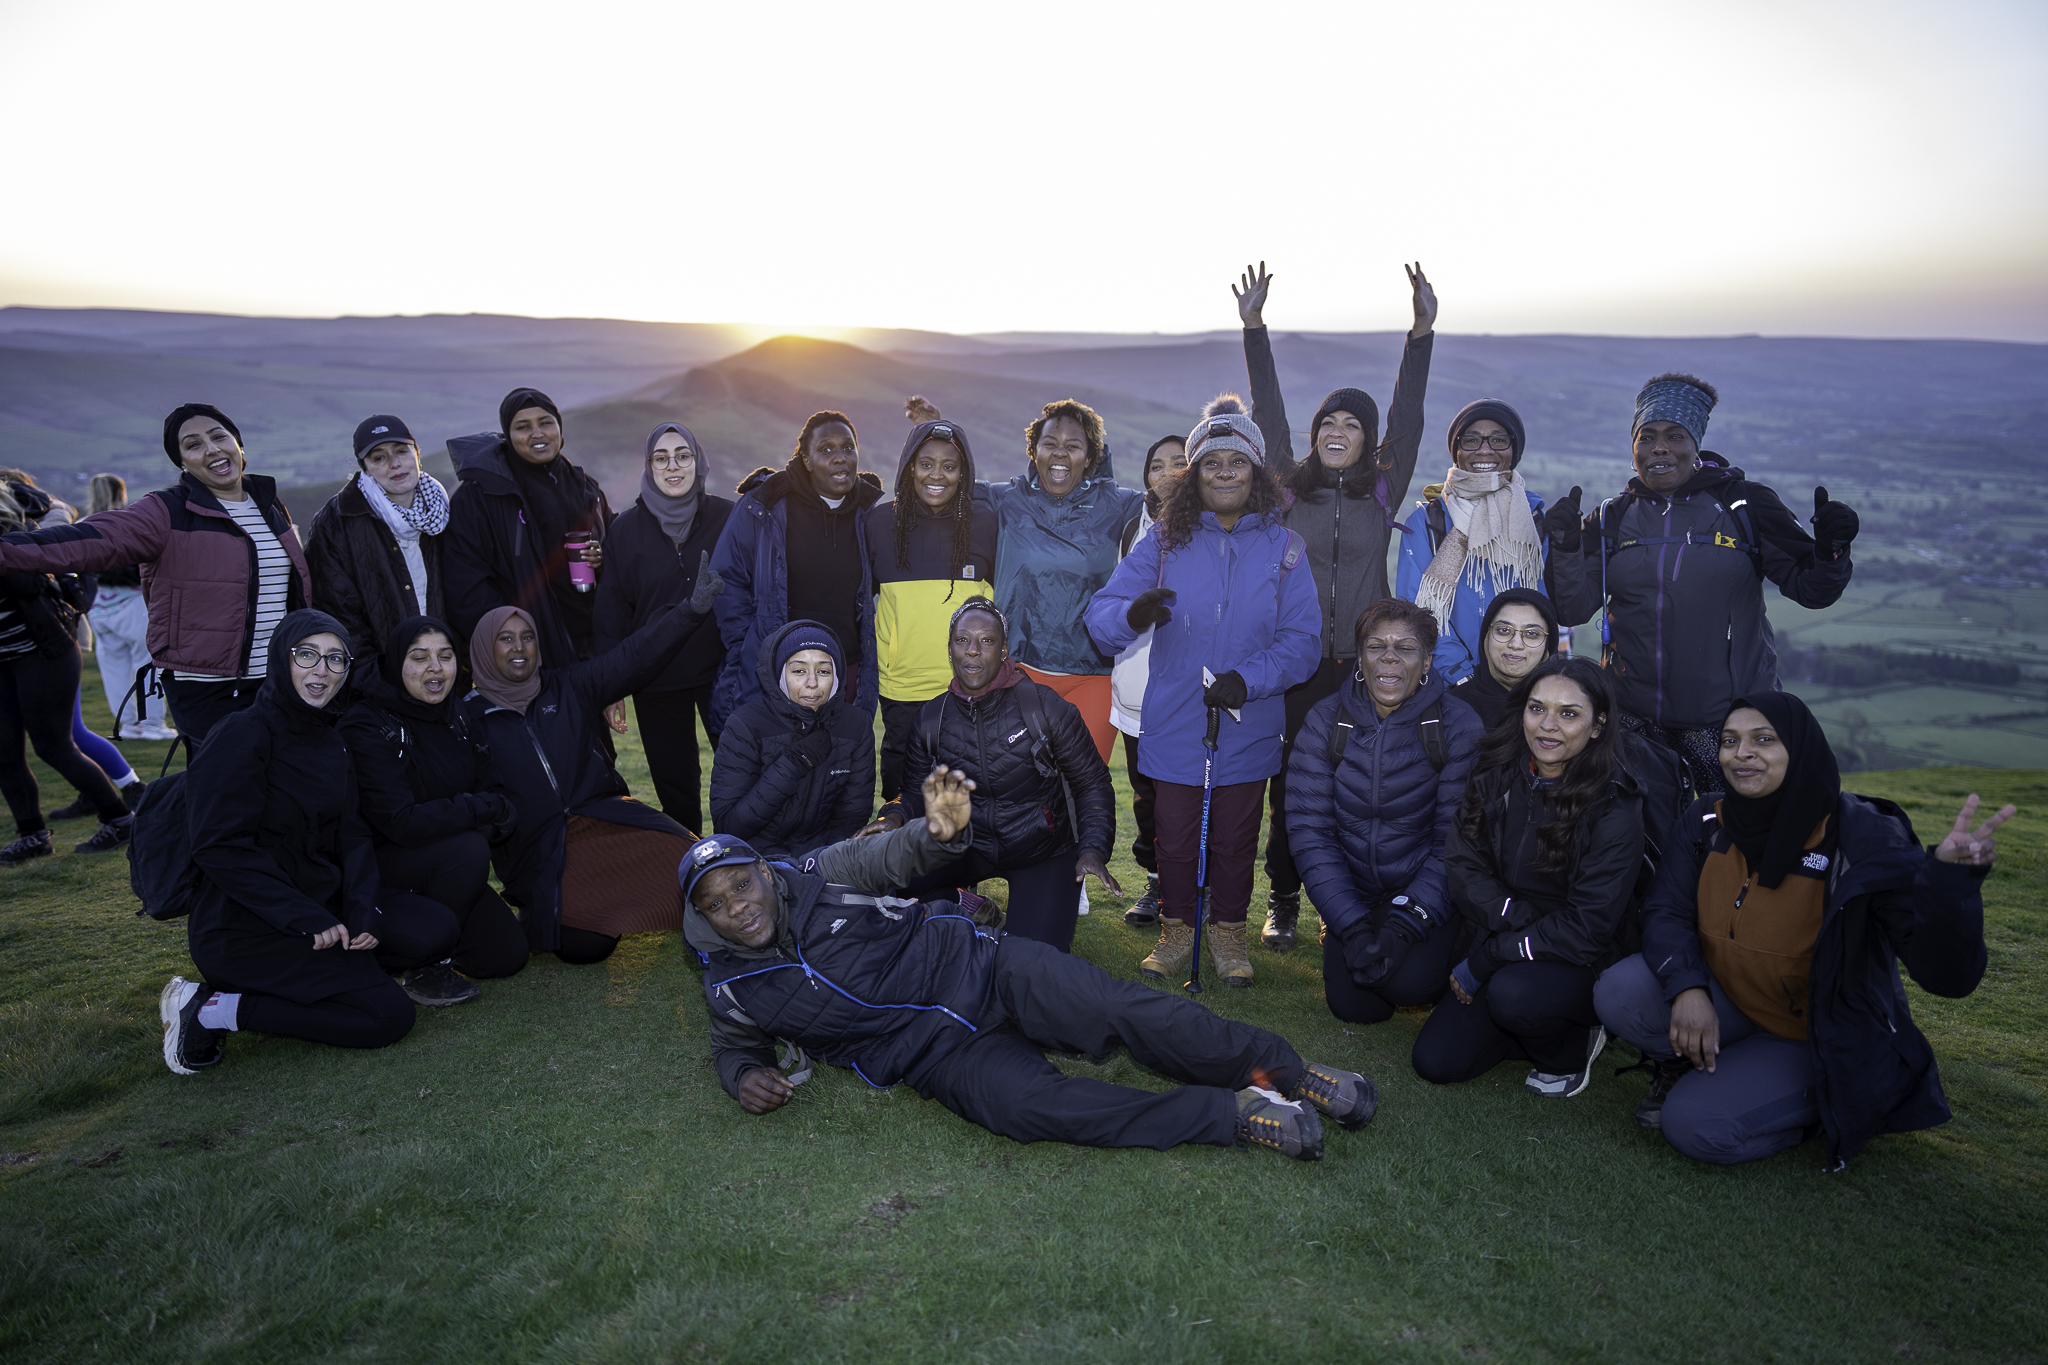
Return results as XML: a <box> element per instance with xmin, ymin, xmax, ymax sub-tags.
<box><xmin>1328</xmin><ymin>469</ymin><xmax>1344</xmax><ymax>654</ymax></box>
<box><xmin>523</xmin><ymin>719</ymin><xmax>563</xmax><ymax>804</ymax></box>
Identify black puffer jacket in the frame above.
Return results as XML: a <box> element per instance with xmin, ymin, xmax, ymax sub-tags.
<box><xmin>1446</xmin><ymin>759</ymin><xmax>1647</xmax><ymax>980</ymax></box>
<box><xmin>893</xmin><ymin>665</ymin><xmax>1115</xmax><ymax>868</ymax></box>
<box><xmin>304</xmin><ymin>478</ymin><xmax>445</xmax><ymax>667</ymax></box>
<box><xmin>708</xmin><ymin>619</ymin><xmax>876</xmax><ymax>859</ymax></box>
<box><xmin>339</xmin><ymin>675</ymin><xmax>510</xmax><ymax>850</ymax></box>
<box><xmin>593</xmin><ymin>493</ymin><xmax>733</xmax><ymax>695</ymax></box>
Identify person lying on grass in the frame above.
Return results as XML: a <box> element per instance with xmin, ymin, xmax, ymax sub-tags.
<box><xmin>1594</xmin><ymin>692</ymin><xmax>2015</xmax><ymax>1169</ymax></box>
<box><xmin>682</xmin><ymin>766</ymin><xmax>1376</xmax><ymax>1161</ymax></box>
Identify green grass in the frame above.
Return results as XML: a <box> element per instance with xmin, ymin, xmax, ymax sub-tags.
<box><xmin>2</xmin><ymin>687</ymin><xmax>2045</xmax><ymax>1362</ymax></box>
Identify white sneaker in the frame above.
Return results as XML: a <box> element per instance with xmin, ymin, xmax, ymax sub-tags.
<box><xmin>125</xmin><ymin>720</ymin><xmax>177</xmax><ymax>741</ymax></box>
<box><xmin>1525</xmin><ymin>1025</ymin><xmax>1608</xmax><ymax>1099</ymax></box>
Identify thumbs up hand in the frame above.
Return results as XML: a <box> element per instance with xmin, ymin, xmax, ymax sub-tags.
<box><xmin>1811</xmin><ymin>486</ymin><xmax>1859</xmax><ymax>560</ymax></box>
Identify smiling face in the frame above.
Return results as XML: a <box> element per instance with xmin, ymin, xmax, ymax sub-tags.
<box><xmin>1197</xmin><ymin>449</ymin><xmax>1254</xmax><ymax>520</ymax></box>
<box><xmin>1031</xmin><ymin>415</ymin><xmax>1090</xmax><ymax>500</ymax></box>
<box><xmin>649</xmin><ymin>431</ymin><xmax>698</xmax><ymax>498</ymax></box>
<box><xmin>362</xmin><ymin>440</ymin><xmax>422</xmax><ymax>503</ymax></box>
<box><xmin>1633</xmin><ymin>420</ymin><xmax>1700</xmax><ymax>495</ymax></box>
<box><xmin>782</xmin><ymin>649</ymin><xmax>836</xmax><ymax>709</ymax></box>
<box><xmin>401</xmin><ymin>630</ymin><xmax>459</xmax><ymax>705</ymax></box>
<box><xmin>1523</xmin><ymin>675</ymin><xmax>1603</xmax><ymax>778</ymax></box>
<box><xmin>1358</xmin><ymin>622</ymin><xmax>1428</xmax><ymax>717</ymax></box>
<box><xmin>177</xmin><ymin>416</ymin><xmax>247</xmax><ymax>497</ymax></box>
<box><xmin>1454</xmin><ymin>418</ymin><xmax>1514</xmax><ymax>474</ymax></box>
<box><xmin>804</xmin><ymin>422</ymin><xmax>859</xmax><ymax>499</ymax></box>
<box><xmin>492</xmin><ymin>617</ymin><xmax>539</xmax><ymax>684</ymax></box>
<box><xmin>507</xmin><ymin>407</ymin><xmax>561</xmax><ymax>465</ymax></box>
<box><xmin>1720</xmin><ymin>706</ymin><xmax>1789</xmax><ymax>799</ymax></box>
<box><xmin>289</xmin><ymin>631</ymin><xmax>349</xmax><ymax>709</ymax></box>
<box><xmin>693</xmin><ymin>860</ymin><xmax>780</xmax><ymax>949</ymax></box>
<box><xmin>1314</xmin><ymin>410</ymin><xmax>1367</xmax><ymax>471</ymax></box>
<box><xmin>949</xmin><ymin>607</ymin><xmax>1007</xmax><ymax>696</ymax></box>
<box><xmin>1484</xmin><ymin>603</ymin><xmax>1550</xmax><ymax>688</ymax></box>
<box><xmin>1145</xmin><ymin>439</ymin><xmax>1187</xmax><ymax>496</ymax></box>
<box><xmin>910</xmin><ymin>439</ymin><xmax>963</xmax><ymax>512</ymax></box>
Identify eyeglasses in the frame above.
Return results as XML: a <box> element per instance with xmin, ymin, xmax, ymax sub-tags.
<box><xmin>1490</xmin><ymin>624</ymin><xmax>1549</xmax><ymax>643</ymax></box>
<box><xmin>1362</xmin><ymin>638</ymin><xmax>1423</xmax><ymax>661</ymax></box>
<box><xmin>1456</xmin><ymin>433</ymin><xmax>1514</xmax><ymax>454</ymax></box>
<box><xmin>289</xmin><ymin>646</ymin><xmax>352</xmax><ymax>672</ymax></box>
<box><xmin>650</xmin><ymin>452</ymin><xmax>694</xmax><ymax>470</ymax></box>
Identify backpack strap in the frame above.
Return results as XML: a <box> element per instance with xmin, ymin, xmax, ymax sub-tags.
<box><xmin>1424</xmin><ymin>497</ymin><xmax>1449</xmax><ymax>557</ymax></box>
<box><xmin>1326</xmin><ymin>694</ymin><xmax>1357</xmax><ymax>764</ymax></box>
<box><xmin>1417</xmin><ymin>696</ymin><xmax>1447</xmax><ymax>774</ymax></box>
<box><xmin>1278</xmin><ymin>528</ymin><xmax>1306</xmax><ymax>572</ymax></box>
<box><xmin>918</xmin><ymin>695</ymin><xmax>946</xmax><ymax>767</ymax></box>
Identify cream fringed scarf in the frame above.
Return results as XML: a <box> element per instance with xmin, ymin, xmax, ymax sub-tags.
<box><xmin>1414</xmin><ymin>467</ymin><xmax>1544</xmax><ymax>632</ymax></box>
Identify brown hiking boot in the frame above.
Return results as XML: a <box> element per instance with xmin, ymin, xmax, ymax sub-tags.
<box><xmin>1262</xmin><ymin>890</ymin><xmax>1300</xmax><ymax>950</ymax></box>
<box><xmin>1209</xmin><ymin>919</ymin><xmax>1254</xmax><ymax>987</ymax></box>
<box><xmin>1139</xmin><ymin>919</ymin><xmax>1196</xmax><ymax>979</ymax></box>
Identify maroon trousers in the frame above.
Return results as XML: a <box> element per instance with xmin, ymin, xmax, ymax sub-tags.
<box><xmin>1152</xmin><ymin>778</ymin><xmax>1266</xmax><ymax>926</ymax></box>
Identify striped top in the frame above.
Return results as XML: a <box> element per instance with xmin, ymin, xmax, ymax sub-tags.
<box><xmin>199</xmin><ymin>497</ymin><xmax>293</xmax><ymax>680</ymax></box>
<box><xmin>0</xmin><ymin>601</ymin><xmax>35</xmax><ymax>661</ymax></box>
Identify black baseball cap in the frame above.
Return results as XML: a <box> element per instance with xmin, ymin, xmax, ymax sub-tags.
<box><xmin>353</xmin><ymin>415</ymin><xmax>417</xmax><ymax>463</ymax></box>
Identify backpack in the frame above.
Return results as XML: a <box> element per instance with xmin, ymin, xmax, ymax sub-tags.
<box><xmin>1591</xmin><ymin>474</ymin><xmax>1761</xmax><ymax>649</ymax></box>
<box><xmin>1617</xmin><ymin>728</ymin><xmax>1697</xmax><ymax>908</ymax></box>
<box><xmin>1325</xmin><ymin>695</ymin><xmax>1449</xmax><ymax>773</ymax></box>
<box><xmin>127</xmin><ymin>770</ymin><xmax>203</xmax><ymax>921</ymax></box>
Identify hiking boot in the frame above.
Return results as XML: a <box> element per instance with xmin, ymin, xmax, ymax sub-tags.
<box><xmin>399</xmin><ymin>964</ymin><xmax>481</xmax><ymax>1007</ymax></box>
<box><xmin>1293</xmin><ymin>1062</ymin><xmax>1379</xmax><ymax>1130</ymax></box>
<box><xmin>1139</xmin><ymin>918</ymin><xmax>1196</xmax><ymax>979</ymax></box>
<box><xmin>1236</xmin><ymin>1086</ymin><xmax>1324</xmax><ymax>1160</ymax></box>
<box><xmin>1525</xmin><ymin>1025</ymin><xmax>1609</xmax><ymax>1099</ymax></box>
<box><xmin>0</xmin><ymin>830</ymin><xmax>52</xmax><ymax>865</ymax></box>
<box><xmin>45</xmin><ymin>795</ymin><xmax>94</xmax><ymax>821</ymax></box>
<box><xmin>1124</xmin><ymin>874</ymin><xmax>1162</xmax><ymax>926</ymax></box>
<box><xmin>159</xmin><ymin>976</ymin><xmax>224</xmax><ymax>1075</ymax></box>
<box><xmin>74</xmin><ymin>815</ymin><xmax>135</xmax><ymax>854</ymax></box>
<box><xmin>1209</xmin><ymin>919</ymin><xmax>1254</xmax><ymax>987</ymax></box>
<box><xmin>1262</xmin><ymin>889</ymin><xmax>1300</xmax><ymax>951</ymax></box>
<box><xmin>1633</xmin><ymin>1056</ymin><xmax>1693</xmax><ymax>1130</ymax></box>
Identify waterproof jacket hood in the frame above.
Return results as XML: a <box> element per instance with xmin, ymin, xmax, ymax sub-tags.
<box><xmin>987</xmin><ymin>470</ymin><xmax>1142</xmax><ymax>676</ymax></box>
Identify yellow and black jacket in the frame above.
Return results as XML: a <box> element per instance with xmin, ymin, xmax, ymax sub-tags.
<box><xmin>865</xmin><ymin>419</ymin><xmax>999</xmax><ymax>703</ymax></box>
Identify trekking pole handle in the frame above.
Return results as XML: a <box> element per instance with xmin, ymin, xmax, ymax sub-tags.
<box><xmin>1205</xmin><ymin>706</ymin><xmax>1221</xmax><ymax>749</ymax></box>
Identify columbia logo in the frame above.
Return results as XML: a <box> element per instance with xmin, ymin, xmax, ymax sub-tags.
<box><xmin>1802</xmin><ymin>852</ymin><xmax>1830</xmax><ymax>872</ymax></box>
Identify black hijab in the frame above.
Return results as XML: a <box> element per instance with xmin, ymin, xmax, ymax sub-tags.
<box><xmin>1718</xmin><ymin>691</ymin><xmax>1840</xmax><ymax>889</ymax></box>
<box><xmin>256</xmin><ymin>609</ymin><xmax>355</xmax><ymax>732</ymax></box>
<box><xmin>377</xmin><ymin>615</ymin><xmax>462</xmax><ymax>726</ymax></box>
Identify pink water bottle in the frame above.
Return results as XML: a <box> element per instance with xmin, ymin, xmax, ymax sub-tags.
<box><xmin>566</xmin><ymin>533</ymin><xmax>595</xmax><ymax>592</ymax></box>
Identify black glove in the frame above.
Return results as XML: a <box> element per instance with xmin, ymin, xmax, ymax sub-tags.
<box><xmin>1354</xmin><ymin>896</ymin><xmax>1435</xmax><ymax>986</ymax></box>
<box><xmin>1336</xmin><ymin>919</ymin><xmax>1383</xmax><ymax>988</ymax></box>
<box><xmin>1202</xmin><ymin>670</ymin><xmax>1248</xmax><ymax>711</ymax></box>
<box><xmin>1811</xmin><ymin>487</ymin><xmax>1858</xmax><ymax>560</ymax></box>
<box><xmin>1126</xmin><ymin>588</ymin><xmax>1175</xmax><ymax>632</ymax></box>
<box><xmin>1543</xmin><ymin>485</ymin><xmax>1584</xmax><ymax>553</ymax></box>
<box><xmin>688</xmin><ymin>551</ymin><xmax>725</xmax><ymax>614</ymax></box>
<box><xmin>471</xmin><ymin>792</ymin><xmax>519</xmax><ymax>842</ymax></box>
<box><xmin>792</xmin><ymin>726</ymin><xmax>835</xmax><ymax>770</ymax></box>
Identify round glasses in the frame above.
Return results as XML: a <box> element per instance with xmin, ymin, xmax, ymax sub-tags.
<box><xmin>289</xmin><ymin>646</ymin><xmax>352</xmax><ymax>673</ymax></box>
<box><xmin>651</xmin><ymin>452</ymin><xmax>694</xmax><ymax>470</ymax></box>
<box><xmin>1490</xmin><ymin>624</ymin><xmax>1549</xmax><ymax>643</ymax></box>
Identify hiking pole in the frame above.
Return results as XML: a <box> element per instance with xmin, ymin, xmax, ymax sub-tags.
<box><xmin>1186</xmin><ymin>704</ymin><xmax>1221</xmax><ymax>994</ymax></box>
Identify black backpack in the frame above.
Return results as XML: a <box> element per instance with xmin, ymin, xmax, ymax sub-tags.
<box><xmin>1616</xmin><ymin>728</ymin><xmax>1697</xmax><ymax>908</ymax></box>
<box><xmin>1325</xmin><ymin>695</ymin><xmax>1449</xmax><ymax>773</ymax></box>
<box><xmin>127</xmin><ymin>770</ymin><xmax>202</xmax><ymax>921</ymax></box>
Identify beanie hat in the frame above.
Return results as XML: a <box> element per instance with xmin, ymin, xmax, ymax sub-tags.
<box><xmin>1310</xmin><ymin>387</ymin><xmax>1380</xmax><ymax>453</ymax></box>
<box><xmin>1185</xmin><ymin>394</ymin><xmax>1265</xmax><ymax>465</ymax></box>
<box><xmin>1447</xmin><ymin>399</ymin><xmax>1527</xmax><ymax>470</ymax></box>
<box><xmin>162</xmin><ymin>403</ymin><xmax>242</xmax><ymax>467</ymax></box>
<box><xmin>771</xmin><ymin>620</ymin><xmax>846</xmax><ymax>702</ymax></box>
<box><xmin>499</xmin><ymin>387</ymin><xmax>562</xmax><ymax>438</ymax></box>
<box><xmin>353</xmin><ymin>414</ymin><xmax>417</xmax><ymax>465</ymax></box>
<box><xmin>1632</xmin><ymin>374</ymin><xmax>1717</xmax><ymax>446</ymax></box>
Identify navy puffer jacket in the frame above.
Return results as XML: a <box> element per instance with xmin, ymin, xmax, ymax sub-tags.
<box><xmin>1285</xmin><ymin>671</ymin><xmax>1483</xmax><ymax>940</ymax></box>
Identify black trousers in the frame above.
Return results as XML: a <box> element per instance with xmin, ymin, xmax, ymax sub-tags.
<box><xmin>0</xmin><ymin>646</ymin><xmax>126</xmax><ymax>833</ymax></box>
<box><xmin>877</xmin><ymin>696</ymin><xmax>927</xmax><ymax>803</ymax></box>
<box><xmin>901</xmin><ymin>935</ymin><xmax>1303</xmax><ymax>1150</ymax></box>
<box><xmin>1321</xmin><ymin>912</ymin><xmax>1461</xmax><ymax>1024</ymax></box>
<box><xmin>906</xmin><ymin>844</ymin><xmax>1080</xmax><ymax>952</ymax></box>
<box><xmin>362</xmin><ymin>890</ymin><xmax>461</xmax><ymax>975</ymax></box>
<box><xmin>237</xmin><ymin>980</ymin><xmax>415</xmax><ymax>1049</ymax></box>
<box><xmin>556</xmin><ymin>927</ymin><xmax>618</xmax><ymax>965</ymax></box>
<box><xmin>1120</xmin><ymin>732</ymin><xmax>1156</xmax><ymax>873</ymax></box>
<box><xmin>635</xmin><ymin>685</ymin><xmax>715</xmax><ymax>834</ymax></box>
<box><xmin>1412</xmin><ymin>960</ymin><xmax>1601</xmax><ymax>1081</ymax></box>
<box><xmin>163</xmin><ymin>675</ymin><xmax>261</xmax><ymax>746</ymax></box>
<box><xmin>1263</xmin><ymin>656</ymin><xmax>1349</xmax><ymax>894</ymax></box>
<box><xmin>375</xmin><ymin>833</ymin><xmax>529</xmax><ymax>979</ymax></box>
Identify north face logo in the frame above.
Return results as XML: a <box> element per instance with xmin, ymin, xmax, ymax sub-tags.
<box><xmin>371</xmin><ymin>425</ymin><xmax>390</xmax><ymax>435</ymax></box>
<box><xmin>1802</xmin><ymin>852</ymin><xmax>1831</xmax><ymax>872</ymax></box>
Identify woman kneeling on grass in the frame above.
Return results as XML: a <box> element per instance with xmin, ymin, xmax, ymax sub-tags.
<box><xmin>339</xmin><ymin>616</ymin><xmax>529</xmax><ymax>1006</ymax></box>
<box><xmin>1414</xmin><ymin>656</ymin><xmax>1646</xmax><ymax>1098</ymax></box>
<box><xmin>160</xmin><ymin>611</ymin><xmax>453</xmax><ymax>1073</ymax></box>
<box><xmin>1594</xmin><ymin>693</ymin><xmax>2014</xmax><ymax>1168</ymax></box>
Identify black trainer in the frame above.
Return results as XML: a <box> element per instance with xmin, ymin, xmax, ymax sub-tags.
<box><xmin>1123</xmin><ymin>875</ymin><xmax>1161</xmax><ymax>926</ymax></box>
<box><xmin>120</xmin><ymin>778</ymin><xmax>149</xmax><ymax>808</ymax></box>
<box><xmin>159</xmin><ymin>976</ymin><xmax>224</xmax><ymax>1075</ymax></box>
<box><xmin>1293</xmin><ymin>1062</ymin><xmax>1379</xmax><ymax>1130</ymax></box>
<box><xmin>44</xmin><ymin>795</ymin><xmax>95</xmax><ymax>821</ymax></box>
<box><xmin>74</xmin><ymin>816</ymin><xmax>135</xmax><ymax>854</ymax></box>
<box><xmin>0</xmin><ymin>830</ymin><xmax>52</xmax><ymax>865</ymax></box>
<box><xmin>399</xmin><ymin>964</ymin><xmax>481</xmax><ymax>1007</ymax></box>
<box><xmin>1633</xmin><ymin>1056</ymin><xmax>1694</xmax><ymax>1130</ymax></box>
<box><xmin>1236</xmin><ymin>1086</ymin><xmax>1324</xmax><ymax>1161</ymax></box>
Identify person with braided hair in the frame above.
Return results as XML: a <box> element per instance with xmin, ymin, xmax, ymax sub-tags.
<box><xmin>867</xmin><ymin>417</ymin><xmax>998</xmax><ymax>802</ymax></box>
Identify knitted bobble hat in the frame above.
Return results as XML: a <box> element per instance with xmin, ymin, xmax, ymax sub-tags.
<box><xmin>1185</xmin><ymin>394</ymin><xmax>1265</xmax><ymax>465</ymax></box>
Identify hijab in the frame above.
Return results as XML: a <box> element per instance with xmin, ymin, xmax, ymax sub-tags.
<box><xmin>468</xmin><ymin>605</ymin><xmax>545</xmax><ymax>716</ymax></box>
<box><xmin>378</xmin><ymin>614</ymin><xmax>461</xmax><ymax>725</ymax></box>
<box><xmin>258</xmin><ymin>608</ymin><xmax>354</xmax><ymax>731</ymax></box>
<box><xmin>1718</xmin><ymin>691</ymin><xmax>1841</xmax><ymax>889</ymax></box>
<box><xmin>639</xmin><ymin>422</ymin><xmax>707</xmax><ymax>544</ymax></box>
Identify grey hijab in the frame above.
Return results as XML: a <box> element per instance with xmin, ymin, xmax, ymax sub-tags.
<box><xmin>639</xmin><ymin>422</ymin><xmax>707</xmax><ymax>544</ymax></box>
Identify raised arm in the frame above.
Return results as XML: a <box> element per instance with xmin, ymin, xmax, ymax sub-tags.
<box><xmin>809</xmin><ymin>767</ymin><xmax>975</xmax><ymax>891</ymax></box>
<box><xmin>1235</xmin><ymin>262</ymin><xmax>1297</xmax><ymax>478</ymax></box>
<box><xmin>1751</xmin><ymin>483</ymin><xmax>1853</xmax><ymax>610</ymax></box>
<box><xmin>1375</xmin><ymin>263</ymin><xmax>1438</xmax><ymax>515</ymax></box>
<box><xmin>0</xmin><ymin>496</ymin><xmax>171</xmax><ymax>576</ymax></box>
<box><xmin>562</xmin><ymin>553</ymin><xmax>722</xmax><ymax>706</ymax></box>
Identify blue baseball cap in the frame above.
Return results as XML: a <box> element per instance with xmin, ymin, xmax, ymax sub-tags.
<box><xmin>680</xmin><ymin>833</ymin><xmax>764</xmax><ymax>907</ymax></box>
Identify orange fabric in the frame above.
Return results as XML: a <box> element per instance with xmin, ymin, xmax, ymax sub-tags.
<box><xmin>559</xmin><ymin>816</ymin><xmax>692</xmax><ymax>936</ymax></box>
<box><xmin>1696</xmin><ymin>811</ymin><xmax>1831</xmax><ymax>1041</ymax></box>
<box><xmin>1018</xmin><ymin>665</ymin><xmax>1116</xmax><ymax>763</ymax></box>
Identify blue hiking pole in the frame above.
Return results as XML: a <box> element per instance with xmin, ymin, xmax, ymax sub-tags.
<box><xmin>1186</xmin><ymin>705</ymin><xmax>1221</xmax><ymax>995</ymax></box>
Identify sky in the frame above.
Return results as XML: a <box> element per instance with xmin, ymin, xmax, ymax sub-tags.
<box><xmin>2</xmin><ymin>0</ymin><xmax>2044</xmax><ymax>341</ymax></box>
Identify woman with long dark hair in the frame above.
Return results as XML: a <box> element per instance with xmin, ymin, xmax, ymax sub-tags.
<box><xmin>1413</xmin><ymin>656</ymin><xmax>1646</xmax><ymax>1098</ymax></box>
<box><xmin>1109</xmin><ymin>434</ymin><xmax>1187</xmax><ymax>925</ymax></box>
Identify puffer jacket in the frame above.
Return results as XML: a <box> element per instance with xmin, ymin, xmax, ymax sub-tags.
<box><xmin>1641</xmin><ymin>792</ymin><xmax>1990</xmax><ymax>1165</ymax></box>
<box><xmin>1394</xmin><ymin>484</ymin><xmax>1549</xmax><ymax>682</ymax></box>
<box><xmin>892</xmin><ymin>663</ymin><xmax>1115</xmax><ymax>868</ymax></box>
<box><xmin>868</xmin><ymin>420</ymin><xmax>998</xmax><ymax>703</ymax></box>
<box><xmin>709</xmin><ymin>464</ymin><xmax>882</xmax><ymax>728</ymax></box>
<box><xmin>687</xmin><ymin>818</ymin><xmax>988</xmax><ymax>1098</ymax></box>
<box><xmin>304</xmin><ymin>477</ymin><xmax>446</xmax><ymax>666</ymax></box>
<box><xmin>1446</xmin><ymin>759</ymin><xmax>1647</xmax><ymax>980</ymax></box>
<box><xmin>1285</xmin><ymin>670</ymin><xmax>1484</xmax><ymax>940</ymax></box>
<box><xmin>0</xmin><ymin>481</ymin><xmax>96</xmax><ymax>659</ymax></box>
<box><xmin>0</xmin><ymin>472</ymin><xmax>309</xmax><ymax>677</ymax></box>
<box><xmin>1547</xmin><ymin>456</ymin><xmax>1851</xmax><ymax>730</ymax></box>
<box><xmin>708</xmin><ymin>620</ymin><xmax>877</xmax><ymax>859</ymax></box>
<box><xmin>1084</xmin><ymin>510</ymin><xmax>1322</xmax><ymax>787</ymax></box>
<box><xmin>989</xmin><ymin>470</ymin><xmax>1142</xmax><ymax>676</ymax></box>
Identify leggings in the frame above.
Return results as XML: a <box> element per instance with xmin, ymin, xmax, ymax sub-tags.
<box><xmin>1120</xmin><ymin>732</ymin><xmax>1156</xmax><ymax>873</ymax></box>
<box><xmin>1321</xmin><ymin>911</ymin><xmax>1461</xmax><ymax>1024</ymax></box>
<box><xmin>634</xmin><ymin>685</ymin><xmax>715</xmax><ymax>834</ymax></box>
<box><xmin>0</xmin><ymin>646</ymin><xmax>126</xmax><ymax>833</ymax></box>
<box><xmin>877</xmin><ymin>696</ymin><xmax>925</xmax><ymax>804</ymax></box>
<box><xmin>237</xmin><ymin>981</ymin><xmax>416</xmax><ymax>1050</ymax></box>
<box><xmin>70</xmin><ymin>692</ymin><xmax>134</xmax><ymax>784</ymax></box>
<box><xmin>1016</xmin><ymin>666</ymin><xmax>1116</xmax><ymax>764</ymax></box>
<box><xmin>375</xmin><ymin>833</ymin><xmax>529</xmax><ymax>979</ymax></box>
<box><xmin>1153</xmin><ymin>778</ymin><xmax>1265</xmax><ymax>926</ymax></box>
<box><xmin>905</xmin><ymin>844</ymin><xmax>1083</xmax><ymax>952</ymax></box>
<box><xmin>1412</xmin><ymin>960</ymin><xmax>1601</xmax><ymax>1081</ymax></box>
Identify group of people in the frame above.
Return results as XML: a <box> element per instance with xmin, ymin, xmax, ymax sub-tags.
<box><xmin>0</xmin><ymin>262</ymin><xmax>2014</xmax><ymax>1172</ymax></box>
